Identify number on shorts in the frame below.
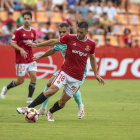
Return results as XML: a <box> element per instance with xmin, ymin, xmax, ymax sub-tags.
<box><xmin>59</xmin><ymin>74</ymin><xmax>65</xmax><ymax>82</ymax></box>
<box><xmin>19</xmin><ymin>65</ymin><xmax>25</xmax><ymax>71</ymax></box>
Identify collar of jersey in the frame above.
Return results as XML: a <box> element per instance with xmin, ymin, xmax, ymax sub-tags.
<box><xmin>22</xmin><ymin>26</ymin><xmax>31</xmax><ymax>31</ymax></box>
<box><xmin>77</xmin><ymin>36</ymin><xmax>87</xmax><ymax>42</ymax></box>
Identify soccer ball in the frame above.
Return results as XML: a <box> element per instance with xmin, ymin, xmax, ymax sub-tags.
<box><xmin>24</xmin><ymin>108</ymin><xmax>39</xmax><ymax>123</ymax></box>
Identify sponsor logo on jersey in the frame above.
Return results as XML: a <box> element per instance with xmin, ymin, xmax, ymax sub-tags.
<box><xmin>23</xmin><ymin>39</ymin><xmax>33</xmax><ymax>43</ymax></box>
<box><xmin>85</xmin><ymin>46</ymin><xmax>90</xmax><ymax>51</ymax></box>
<box><xmin>57</xmin><ymin>80</ymin><xmax>60</xmax><ymax>84</ymax></box>
<box><xmin>71</xmin><ymin>86</ymin><xmax>77</xmax><ymax>91</ymax></box>
<box><xmin>72</xmin><ymin>50</ymin><xmax>87</xmax><ymax>57</ymax></box>
<box><xmin>31</xmin><ymin>33</ymin><xmax>34</xmax><ymax>37</ymax></box>
<box><xmin>23</xmin><ymin>34</ymin><xmax>26</xmax><ymax>36</ymax></box>
<box><xmin>73</xmin><ymin>43</ymin><xmax>76</xmax><ymax>46</ymax></box>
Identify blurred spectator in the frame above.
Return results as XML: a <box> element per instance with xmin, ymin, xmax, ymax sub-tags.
<box><xmin>52</xmin><ymin>0</ymin><xmax>68</xmax><ymax>13</ymax></box>
<box><xmin>1</xmin><ymin>21</ymin><xmax>16</xmax><ymax>44</ymax></box>
<box><xmin>99</xmin><ymin>12</ymin><xmax>115</xmax><ymax>35</ymax></box>
<box><xmin>16</xmin><ymin>10</ymin><xmax>26</xmax><ymax>28</ymax></box>
<box><xmin>0</xmin><ymin>36</ymin><xmax>9</xmax><ymax>44</ymax></box>
<box><xmin>4</xmin><ymin>12</ymin><xmax>16</xmax><ymax>26</ymax></box>
<box><xmin>63</xmin><ymin>11</ymin><xmax>77</xmax><ymax>33</ymax></box>
<box><xmin>95</xmin><ymin>39</ymin><xmax>100</xmax><ymax>48</ymax></box>
<box><xmin>133</xmin><ymin>40</ymin><xmax>140</xmax><ymax>48</ymax></box>
<box><xmin>86</xmin><ymin>0</ymin><xmax>94</xmax><ymax>6</ymax></box>
<box><xmin>86</xmin><ymin>11</ymin><xmax>104</xmax><ymax>36</ymax></box>
<box><xmin>120</xmin><ymin>0</ymin><xmax>132</xmax><ymax>13</ymax></box>
<box><xmin>22</xmin><ymin>0</ymin><xmax>37</xmax><ymax>11</ymax></box>
<box><xmin>8</xmin><ymin>0</ymin><xmax>22</xmax><ymax>10</ymax></box>
<box><xmin>104</xmin><ymin>38</ymin><xmax>114</xmax><ymax>47</ymax></box>
<box><xmin>35</xmin><ymin>23</ymin><xmax>45</xmax><ymax>43</ymax></box>
<box><xmin>0</xmin><ymin>0</ymin><xmax>14</xmax><ymax>12</ymax></box>
<box><xmin>76</xmin><ymin>0</ymin><xmax>88</xmax><ymax>18</ymax></box>
<box><xmin>1</xmin><ymin>21</ymin><xmax>15</xmax><ymax>36</ymax></box>
<box><xmin>76</xmin><ymin>12</ymin><xmax>85</xmax><ymax>24</ymax></box>
<box><xmin>123</xmin><ymin>29</ymin><xmax>132</xmax><ymax>47</ymax></box>
<box><xmin>103</xmin><ymin>0</ymin><xmax>117</xmax><ymax>20</ymax></box>
<box><xmin>89</xmin><ymin>0</ymin><xmax>103</xmax><ymax>19</ymax></box>
<box><xmin>41</xmin><ymin>22</ymin><xmax>55</xmax><ymax>40</ymax></box>
<box><xmin>67</xmin><ymin>0</ymin><xmax>77</xmax><ymax>11</ymax></box>
<box><xmin>110</xmin><ymin>0</ymin><xmax>120</xmax><ymax>12</ymax></box>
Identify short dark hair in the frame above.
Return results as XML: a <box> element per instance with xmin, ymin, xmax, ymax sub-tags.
<box><xmin>78</xmin><ymin>22</ymin><xmax>88</xmax><ymax>30</ymax></box>
<box><xmin>103</xmin><ymin>12</ymin><xmax>107</xmax><ymax>16</ymax></box>
<box><xmin>8</xmin><ymin>12</ymin><xmax>13</xmax><ymax>15</ymax></box>
<box><xmin>59</xmin><ymin>23</ymin><xmax>69</xmax><ymax>28</ymax></box>
<box><xmin>88</xmin><ymin>10</ymin><xmax>92</xmax><ymax>13</ymax></box>
<box><xmin>105</xmin><ymin>38</ymin><xmax>110</xmax><ymax>41</ymax></box>
<box><xmin>124</xmin><ymin>28</ymin><xmax>131</xmax><ymax>34</ymax></box>
<box><xmin>22</xmin><ymin>11</ymin><xmax>32</xmax><ymax>19</ymax></box>
<box><xmin>46</xmin><ymin>21</ymin><xmax>51</xmax><ymax>25</ymax></box>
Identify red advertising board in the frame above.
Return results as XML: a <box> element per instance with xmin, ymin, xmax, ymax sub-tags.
<box><xmin>0</xmin><ymin>45</ymin><xmax>140</xmax><ymax>79</ymax></box>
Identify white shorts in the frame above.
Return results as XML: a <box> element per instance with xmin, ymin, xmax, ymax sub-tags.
<box><xmin>15</xmin><ymin>61</ymin><xmax>37</xmax><ymax>76</ymax></box>
<box><xmin>52</xmin><ymin>71</ymin><xmax>81</xmax><ymax>97</ymax></box>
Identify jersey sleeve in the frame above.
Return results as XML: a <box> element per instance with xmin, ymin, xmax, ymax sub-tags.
<box><xmin>53</xmin><ymin>44</ymin><xmax>61</xmax><ymax>52</ymax></box>
<box><xmin>59</xmin><ymin>34</ymin><xmax>69</xmax><ymax>44</ymax></box>
<box><xmin>90</xmin><ymin>42</ymin><xmax>95</xmax><ymax>55</ymax></box>
<box><xmin>11</xmin><ymin>30</ymin><xmax>20</xmax><ymax>43</ymax></box>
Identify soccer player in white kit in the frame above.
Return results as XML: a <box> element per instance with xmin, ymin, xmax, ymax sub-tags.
<box><xmin>17</xmin><ymin>22</ymin><xmax>105</xmax><ymax>121</ymax></box>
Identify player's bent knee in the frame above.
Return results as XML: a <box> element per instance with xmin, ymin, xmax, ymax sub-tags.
<box><xmin>31</xmin><ymin>76</ymin><xmax>37</xmax><ymax>82</ymax></box>
<box><xmin>18</xmin><ymin>80</ymin><xmax>24</xmax><ymax>85</ymax></box>
<box><xmin>44</xmin><ymin>89</ymin><xmax>56</xmax><ymax>97</ymax></box>
<box><xmin>59</xmin><ymin>100</ymin><xmax>66</xmax><ymax>108</ymax></box>
<box><xmin>47</xmin><ymin>82</ymin><xmax>51</xmax><ymax>87</ymax></box>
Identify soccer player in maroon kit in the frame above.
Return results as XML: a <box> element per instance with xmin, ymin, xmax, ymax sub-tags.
<box><xmin>17</xmin><ymin>22</ymin><xmax>105</xmax><ymax>121</ymax></box>
<box><xmin>1</xmin><ymin>11</ymin><xmax>37</xmax><ymax>104</ymax></box>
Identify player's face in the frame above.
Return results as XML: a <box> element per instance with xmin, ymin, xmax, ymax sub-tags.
<box><xmin>77</xmin><ymin>27</ymin><xmax>88</xmax><ymax>40</ymax></box>
<box><xmin>23</xmin><ymin>15</ymin><xmax>32</xmax><ymax>27</ymax></box>
<box><xmin>58</xmin><ymin>27</ymin><xmax>69</xmax><ymax>38</ymax></box>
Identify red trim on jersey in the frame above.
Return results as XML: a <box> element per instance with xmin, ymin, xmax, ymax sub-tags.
<box><xmin>52</xmin><ymin>71</ymin><xmax>61</xmax><ymax>85</ymax></box>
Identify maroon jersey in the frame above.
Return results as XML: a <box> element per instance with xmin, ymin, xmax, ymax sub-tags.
<box><xmin>59</xmin><ymin>34</ymin><xmax>95</xmax><ymax>81</ymax></box>
<box><xmin>11</xmin><ymin>26</ymin><xmax>37</xmax><ymax>64</ymax></box>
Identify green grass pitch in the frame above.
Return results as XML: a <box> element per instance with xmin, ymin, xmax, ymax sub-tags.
<box><xmin>0</xmin><ymin>78</ymin><xmax>140</xmax><ymax>140</ymax></box>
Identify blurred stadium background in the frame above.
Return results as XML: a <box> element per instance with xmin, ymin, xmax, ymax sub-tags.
<box><xmin>0</xmin><ymin>0</ymin><xmax>140</xmax><ymax>79</ymax></box>
<box><xmin>0</xmin><ymin>1</ymin><xmax>140</xmax><ymax>139</ymax></box>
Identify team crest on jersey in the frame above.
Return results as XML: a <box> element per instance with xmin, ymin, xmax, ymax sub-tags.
<box><xmin>20</xmin><ymin>71</ymin><xmax>22</xmax><ymax>74</ymax></box>
<box><xmin>31</xmin><ymin>33</ymin><xmax>34</xmax><ymax>37</ymax></box>
<box><xmin>57</xmin><ymin>80</ymin><xmax>60</xmax><ymax>84</ymax></box>
<box><xmin>85</xmin><ymin>46</ymin><xmax>90</xmax><ymax>51</ymax></box>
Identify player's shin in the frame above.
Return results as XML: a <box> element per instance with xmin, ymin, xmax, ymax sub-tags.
<box><xmin>28</xmin><ymin>83</ymin><xmax>36</xmax><ymax>98</ymax></box>
<box><xmin>49</xmin><ymin>101</ymin><xmax>62</xmax><ymax>113</ymax></box>
<box><xmin>7</xmin><ymin>81</ymin><xmax>17</xmax><ymax>90</ymax></box>
<box><xmin>73</xmin><ymin>90</ymin><xmax>82</xmax><ymax>106</ymax></box>
<box><xmin>42</xmin><ymin>86</ymin><xmax>50</xmax><ymax>110</ymax></box>
<box><xmin>28</xmin><ymin>92</ymin><xmax>47</xmax><ymax>108</ymax></box>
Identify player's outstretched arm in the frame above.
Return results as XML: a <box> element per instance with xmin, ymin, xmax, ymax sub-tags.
<box><xmin>10</xmin><ymin>40</ymin><xmax>28</xmax><ymax>59</ymax></box>
<box><xmin>89</xmin><ymin>54</ymin><xmax>105</xmax><ymax>85</ymax></box>
<box><xmin>33</xmin><ymin>48</ymin><xmax>56</xmax><ymax>61</ymax></box>
<box><xmin>26</xmin><ymin>39</ymin><xmax>61</xmax><ymax>48</ymax></box>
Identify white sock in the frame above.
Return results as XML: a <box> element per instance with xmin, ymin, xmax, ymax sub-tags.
<box><xmin>42</xmin><ymin>106</ymin><xmax>46</xmax><ymax>111</ymax></box>
<box><xmin>27</xmin><ymin>97</ymin><xmax>32</xmax><ymax>100</ymax></box>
